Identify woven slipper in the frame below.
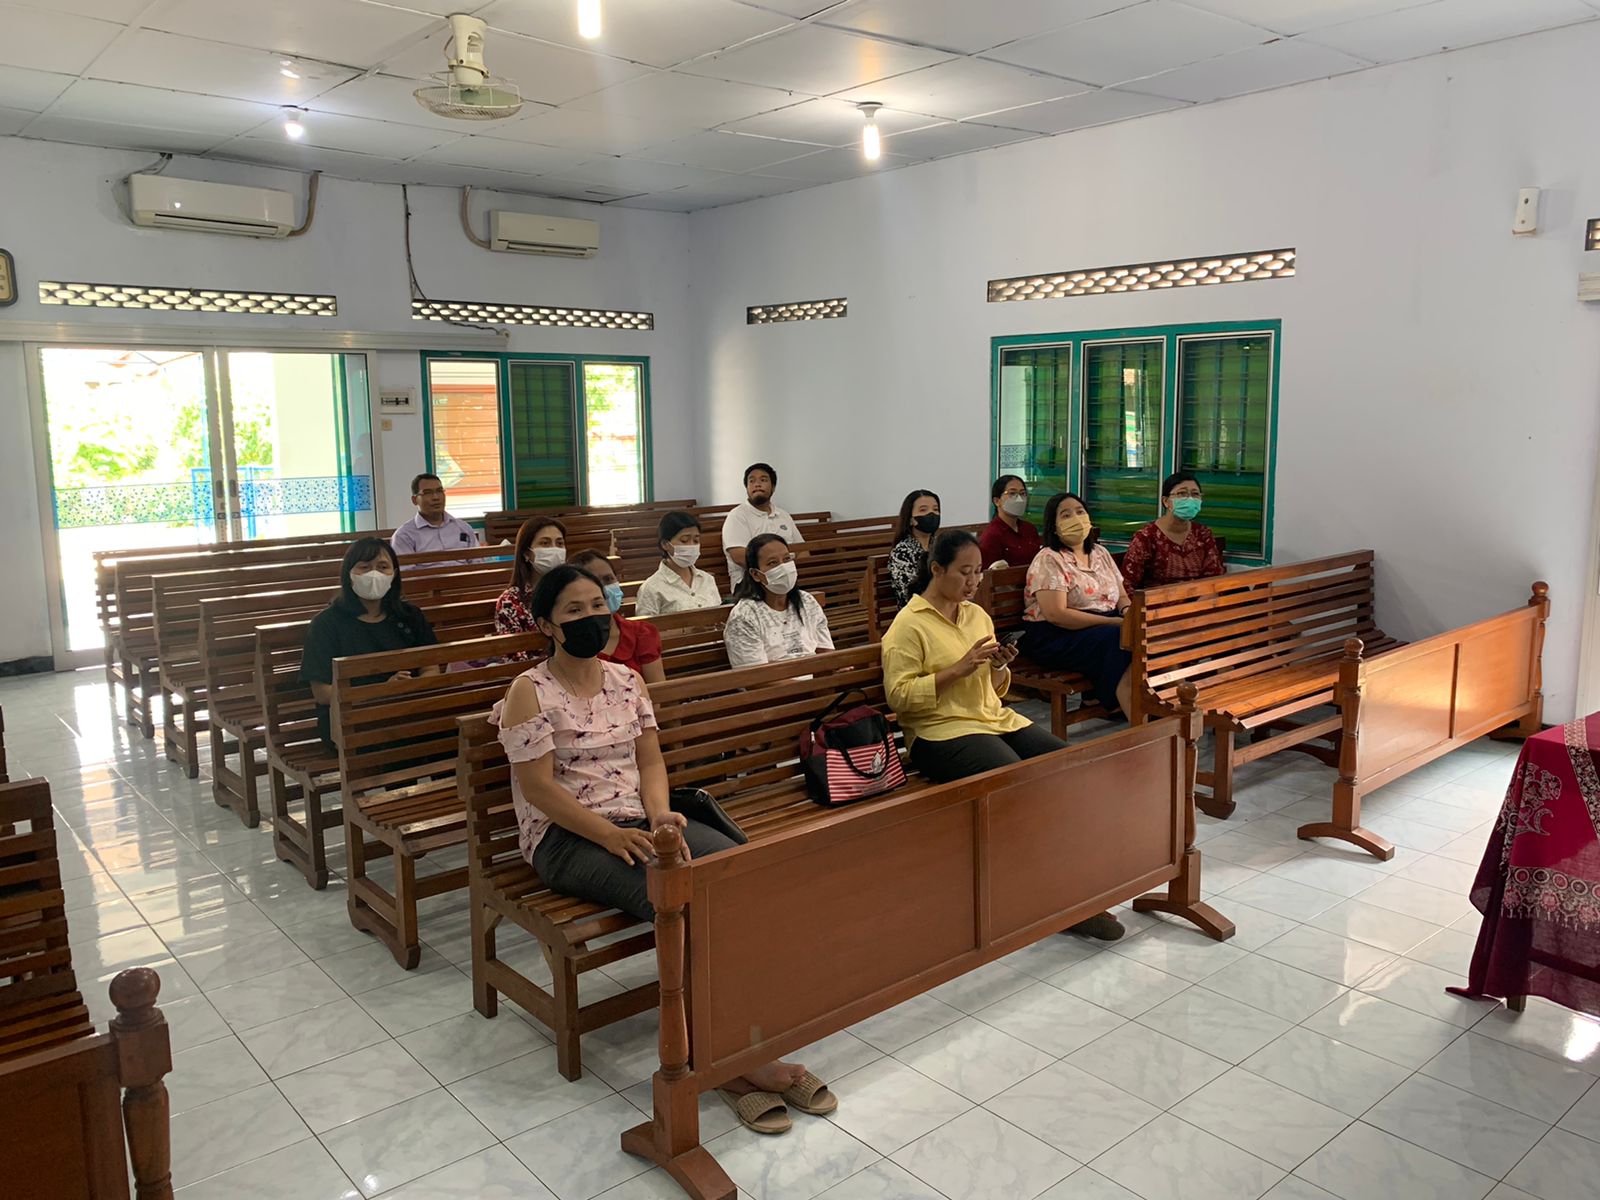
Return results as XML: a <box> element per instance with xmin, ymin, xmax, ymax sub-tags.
<box><xmin>781</xmin><ymin>1071</ymin><xmax>838</xmax><ymax>1116</ymax></box>
<box><xmin>719</xmin><ymin>1088</ymin><xmax>791</xmax><ymax>1135</ymax></box>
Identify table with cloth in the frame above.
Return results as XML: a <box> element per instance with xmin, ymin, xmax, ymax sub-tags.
<box><xmin>1453</xmin><ymin>714</ymin><xmax>1600</xmax><ymax>1016</ymax></box>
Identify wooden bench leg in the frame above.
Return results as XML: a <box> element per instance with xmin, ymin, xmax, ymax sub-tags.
<box><xmin>271</xmin><ymin>770</ymin><xmax>329</xmax><ymax>889</ymax></box>
<box><xmin>1197</xmin><ymin>731</ymin><xmax>1236</xmax><ymax>820</ymax></box>
<box><xmin>551</xmin><ymin>948</ymin><xmax>583</xmax><ymax>1081</ymax></box>
<box><xmin>471</xmin><ymin>904</ymin><xmax>499</xmax><ymax>1018</ymax></box>
<box><xmin>110</xmin><ymin>969</ymin><xmax>175</xmax><ymax>1200</ymax></box>
<box><xmin>345</xmin><ymin>823</ymin><xmax>419</xmax><ymax>970</ymax></box>
<box><xmin>1133</xmin><ymin>848</ymin><xmax>1236</xmax><ymax>942</ymax></box>
<box><xmin>1507</xmin><ymin>994</ymin><xmax>1527</xmax><ymax>1012</ymax></box>
<box><xmin>1049</xmin><ymin>692</ymin><xmax>1068</xmax><ymax>741</ymax></box>
<box><xmin>1298</xmin><ymin>776</ymin><xmax>1395</xmax><ymax>862</ymax></box>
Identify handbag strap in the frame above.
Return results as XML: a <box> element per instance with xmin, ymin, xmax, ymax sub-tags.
<box><xmin>810</xmin><ymin>688</ymin><xmax>869</xmax><ymax>735</ymax></box>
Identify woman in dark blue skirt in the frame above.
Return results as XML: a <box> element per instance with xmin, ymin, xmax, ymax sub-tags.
<box><xmin>1018</xmin><ymin>493</ymin><xmax>1134</xmax><ymax>717</ymax></box>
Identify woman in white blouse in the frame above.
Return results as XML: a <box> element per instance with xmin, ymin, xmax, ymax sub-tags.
<box><xmin>1020</xmin><ymin>492</ymin><xmax>1134</xmax><ymax>717</ymax></box>
<box><xmin>725</xmin><ymin>534</ymin><xmax>834</xmax><ymax>669</ymax></box>
<box><xmin>635</xmin><ymin>510</ymin><xmax>723</xmax><ymax>616</ymax></box>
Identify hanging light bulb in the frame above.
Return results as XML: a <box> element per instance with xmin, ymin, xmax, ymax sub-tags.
<box><xmin>282</xmin><ymin>108</ymin><xmax>305</xmax><ymax>140</ymax></box>
<box><xmin>577</xmin><ymin>0</ymin><xmax>602</xmax><ymax>39</ymax></box>
<box><xmin>857</xmin><ymin>102</ymin><xmax>882</xmax><ymax>162</ymax></box>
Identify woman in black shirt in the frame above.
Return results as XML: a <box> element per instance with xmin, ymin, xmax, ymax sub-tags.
<box><xmin>300</xmin><ymin>537</ymin><xmax>439</xmax><ymax>745</ymax></box>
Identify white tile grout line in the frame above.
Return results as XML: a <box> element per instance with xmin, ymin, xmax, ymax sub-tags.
<box><xmin>3</xmin><ymin>673</ymin><xmax>1582</xmax><ymax>1200</ymax></box>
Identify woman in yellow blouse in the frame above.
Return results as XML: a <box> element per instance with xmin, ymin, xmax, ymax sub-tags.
<box><xmin>880</xmin><ymin>530</ymin><xmax>1123</xmax><ymax>940</ymax></box>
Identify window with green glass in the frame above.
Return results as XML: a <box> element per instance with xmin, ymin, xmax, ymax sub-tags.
<box><xmin>508</xmin><ymin>361</ymin><xmax>579</xmax><ymax>510</ymax></box>
<box><xmin>991</xmin><ymin>322</ymin><xmax>1278</xmax><ymax>563</ymax></box>
<box><xmin>1080</xmin><ymin>339</ymin><xmax>1164</xmax><ymax>543</ymax></box>
<box><xmin>995</xmin><ymin>345</ymin><xmax>1071</xmax><ymax>525</ymax></box>
<box><xmin>1177</xmin><ymin>334</ymin><xmax>1272</xmax><ymax>558</ymax></box>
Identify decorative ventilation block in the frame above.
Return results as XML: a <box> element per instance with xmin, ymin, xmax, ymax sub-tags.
<box><xmin>987</xmin><ymin>249</ymin><xmax>1296</xmax><ymax>302</ymax></box>
<box><xmin>747</xmin><ymin>298</ymin><xmax>848</xmax><ymax>324</ymax></box>
<box><xmin>39</xmin><ymin>281</ymin><xmax>338</xmax><ymax>315</ymax></box>
<box><xmin>411</xmin><ymin>298</ymin><xmax>653</xmax><ymax>330</ymax></box>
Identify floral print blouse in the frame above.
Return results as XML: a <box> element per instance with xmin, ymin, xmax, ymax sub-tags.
<box><xmin>1024</xmin><ymin>545</ymin><xmax>1124</xmax><ymax>621</ymax></box>
<box><xmin>491</xmin><ymin>660</ymin><xmax>656</xmax><ymax>862</ymax></box>
<box><xmin>887</xmin><ymin>536</ymin><xmax>927</xmax><ymax>606</ymax></box>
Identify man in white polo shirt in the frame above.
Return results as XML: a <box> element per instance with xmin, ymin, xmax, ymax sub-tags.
<box><xmin>721</xmin><ymin>461</ymin><xmax>805</xmax><ymax>588</ymax></box>
<box><xmin>390</xmin><ymin>472</ymin><xmax>480</xmax><ymax>563</ymax></box>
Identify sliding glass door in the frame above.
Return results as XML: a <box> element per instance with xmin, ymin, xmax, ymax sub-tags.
<box><xmin>423</xmin><ymin>352</ymin><xmax>651</xmax><ymax>515</ymax></box>
<box><xmin>36</xmin><ymin>346</ymin><xmax>376</xmax><ymax>663</ymax></box>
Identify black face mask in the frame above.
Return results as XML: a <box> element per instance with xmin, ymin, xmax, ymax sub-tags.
<box><xmin>556</xmin><ymin>614</ymin><xmax>612</xmax><ymax>659</ymax></box>
<box><xmin>913</xmin><ymin>513</ymin><xmax>942</xmax><ymax>535</ymax></box>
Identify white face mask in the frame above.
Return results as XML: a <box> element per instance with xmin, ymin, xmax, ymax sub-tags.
<box><xmin>670</xmin><ymin>543</ymin><xmax>700</xmax><ymax>568</ymax></box>
<box><xmin>351</xmin><ymin>570</ymin><xmax>393</xmax><ymax>600</ymax></box>
<box><xmin>531</xmin><ymin>546</ymin><xmax>566</xmax><ymax>573</ymax></box>
<box><xmin>760</xmin><ymin>560</ymin><xmax>798</xmax><ymax>595</ymax></box>
<box><xmin>1001</xmin><ymin>494</ymin><xmax>1028</xmax><ymax>517</ymax></box>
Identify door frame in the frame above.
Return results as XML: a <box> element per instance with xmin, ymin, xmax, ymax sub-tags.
<box><xmin>420</xmin><ymin>350</ymin><xmax>655</xmax><ymax>513</ymax></box>
<box><xmin>22</xmin><ymin>341</ymin><xmax>390</xmax><ymax>671</ymax></box>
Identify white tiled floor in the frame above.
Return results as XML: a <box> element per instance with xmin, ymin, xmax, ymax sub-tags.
<box><xmin>6</xmin><ymin>667</ymin><xmax>1600</xmax><ymax>1200</ymax></box>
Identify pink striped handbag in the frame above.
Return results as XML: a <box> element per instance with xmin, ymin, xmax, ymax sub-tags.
<box><xmin>799</xmin><ymin>690</ymin><xmax>907</xmax><ymax>806</ymax></box>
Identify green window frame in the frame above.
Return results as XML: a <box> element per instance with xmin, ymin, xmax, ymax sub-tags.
<box><xmin>419</xmin><ymin>351</ymin><xmax>654</xmax><ymax>518</ymax></box>
<box><xmin>991</xmin><ymin>320</ymin><xmax>1281</xmax><ymax>563</ymax></box>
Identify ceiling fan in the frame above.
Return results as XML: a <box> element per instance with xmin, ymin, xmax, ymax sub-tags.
<box><xmin>413</xmin><ymin>13</ymin><xmax>523</xmax><ymax>121</ymax></box>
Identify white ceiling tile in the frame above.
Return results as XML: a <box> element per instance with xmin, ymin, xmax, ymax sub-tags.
<box><xmin>480</xmin><ymin>0</ymin><xmax>794</xmax><ymax>69</ymax></box>
<box><xmin>732</xmin><ymin>0</ymin><xmax>842</xmax><ymax>16</ymax></box>
<box><xmin>276</xmin><ymin>109</ymin><xmax>465</xmax><ymax>157</ymax></box>
<box><xmin>0</xmin><ymin>65</ymin><xmax>76</xmax><ymax>112</ymax></box>
<box><xmin>560</xmin><ymin>157</ymin><xmax>737</xmax><ymax>192</ymax></box>
<box><xmin>836</xmin><ymin>57</ymin><xmax>1088</xmax><ymax>120</ymax></box>
<box><xmin>984</xmin><ymin>0</ymin><xmax>1272</xmax><ymax>86</ymax></box>
<box><xmin>616</xmin><ymin>172</ymin><xmax>811</xmax><ymax>211</ymax></box>
<box><xmin>436</xmin><ymin>169</ymin><xmax>570</xmax><ymax>195</ymax></box>
<box><xmin>308</xmin><ymin>73</ymin><xmax>554</xmax><ymax>134</ymax></box>
<box><xmin>718</xmin><ymin>96</ymin><xmax>939</xmax><ymax>145</ymax></box>
<box><xmin>983</xmin><ymin>87</ymin><xmax>1187</xmax><ymax>134</ymax></box>
<box><xmin>1303</xmin><ymin>0</ymin><xmax>1597</xmax><ymax>63</ymax></box>
<box><xmin>216</xmin><ymin>137</ymin><xmax>423</xmax><ymax>182</ymax></box>
<box><xmin>880</xmin><ymin>120</ymin><xmax>1038</xmax><ymax>158</ymax></box>
<box><xmin>19</xmin><ymin>114</ymin><xmax>226</xmax><ymax>154</ymax></box>
<box><xmin>605</xmin><ymin>191</ymin><xmax>708</xmax><ymax>212</ymax></box>
<box><xmin>678</xmin><ymin>24</ymin><xmax>951</xmax><ymax>94</ymax></box>
<box><xmin>0</xmin><ymin>106</ymin><xmax>36</xmax><ymax>135</ymax></box>
<box><xmin>7</xmin><ymin>0</ymin><xmax>146</xmax><ymax>18</ymax></box>
<box><xmin>1182</xmin><ymin>0</ymin><xmax>1436</xmax><ymax>35</ymax></box>
<box><xmin>758</xmin><ymin>144</ymin><xmax>918</xmax><ymax>181</ymax></box>
<box><xmin>0</xmin><ymin>5</ymin><xmax>125</xmax><ymax>75</ymax></box>
<box><xmin>415</xmin><ymin>135</ymin><xmax>587</xmax><ymax>176</ymax></box>
<box><xmin>347</xmin><ymin>0</ymin><xmax>485</xmax><ymax>15</ymax></box>
<box><xmin>381</xmin><ymin>27</ymin><xmax>650</xmax><ymax>106</ymax></box>
<box><xmin>567</xmin><ymin>71</ymin><xmax>797</xmax><ymax>128</ymax></box>
<box><xmin>89</xmin><ymin>31</ymin><xmax>359</xmax><ymax>105</ymax></box>
<box><xmin>1137</xmin><ymin>36</ymin><xmax>1371</xmax><ymax>102</ymax></box>
<box><xmin>636</xmin><ymin>129</ymin><xmax>824</xmax><ymax>172</ymax></box>
<box><xmin>515</xmin><ymin>177</ymin><xmax>643</xmax><ymax>202</ymax></box>
<box><xmin>488</xmin><ymin>105</ymin><xmax>678</xmax><ymax>155</ymax></box>
<box><xmin>822</xmin><ymin>0</ymin><xmax>1141</xmax><ymax>54</ymax></box>
<box><xmin>49</xmin><ymin>80</ymin><xmax>281</xmax><ymax>136</ymax></box>
<box><xmin>141</xmin><ymin>0</ymin><xmax>440</xmax><ymax>69</ymax></box>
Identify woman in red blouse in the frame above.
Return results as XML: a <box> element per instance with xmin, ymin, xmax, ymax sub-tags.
<box><xmin>1120</xmin><ymin>471</ymin><xmax>1226</xmax><ymax>591</ymax></box>
<box><xmin>569</xmin><ymin>550</ymin><xmax>665</xmax><ymax>683</ymax></box>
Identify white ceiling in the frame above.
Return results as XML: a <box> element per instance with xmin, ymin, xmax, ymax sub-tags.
<box><xmin>1</xmin><ymin>0</ymin><xmax>1595</xmax><ymax>212</ymax></box>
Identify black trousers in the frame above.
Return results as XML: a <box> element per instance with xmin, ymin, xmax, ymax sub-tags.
<box><xmin>533</xmin><ymin>817</ymin><xmax>737</xmax><ymax>921</ymax></box>
<box><xmin>908</xmin><ymin>723</ymin><xmax>1068</xmax><ymax>783</ymax></box>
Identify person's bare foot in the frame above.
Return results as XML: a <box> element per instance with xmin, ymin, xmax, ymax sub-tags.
<box><xmin>740</xmin><ymin>1061</ymin><xmax>808</xmax><ymax>1092</ymax></box>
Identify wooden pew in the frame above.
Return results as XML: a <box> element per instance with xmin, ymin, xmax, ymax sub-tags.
<box><xmin>483</xmin><ymin>500</ymin><xmax>707</xmax><ymax>546</ymax></box>
<box><xmin>458</xmin><ymin>646</ymin><xmax>1229</xmax><ymax>1084</ymax></box>
<box><xmin>0</xmin><ymin>706</ymin><xmax>7</xmax><ymax>784</ymax></box>
<box><xmin>617</xmin><ymin>654</ymin><xmax>1227</xmax><ymax>1199</ymax></box>
<box><xmin>1312</xmin><ymin>586</ymin><xmax>1548</xmax><ymax>858</ymax></box>
<box><xmin>0</xmin><ymin>780</ymin><xmax>175</xmax><ymax>1200</ymax></box>
<box><xmin>332</xmin><ymin>634</ymin><xmax>547</xmax><ymax>967</ymax></box>
<box><xmin>1127</xmin><ymin>551</ymin><xmax>1406</xmax><ymax>829</ymax></box>
<box><xmin>254</xmin><ymin>596</ymin><xmax>505</xmax><ymax>888</ymax></box>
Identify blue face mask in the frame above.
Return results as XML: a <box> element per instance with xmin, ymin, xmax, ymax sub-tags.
<box><xmin>1172</xmin><ymin>497</ymin><xmax>1202</xmax><ymax>521</ymax></box>
<box><xmin>602</xmin><ymin>583</ymin><xmax>624</xmax><ymax>613</ymax></box>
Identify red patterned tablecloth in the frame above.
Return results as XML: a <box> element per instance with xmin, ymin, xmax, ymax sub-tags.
<box><xmin>1454</xmin><ymin>713</ymin><xmax>1600</xmax><ymax>1016</ymax></box>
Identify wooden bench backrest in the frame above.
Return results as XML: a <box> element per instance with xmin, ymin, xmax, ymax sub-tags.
<box><xmin>0</xmin><ymin>781</ymin><xmax>80</xmax><ymax>1017</ymax></box>
<box><xmin>331</xmin><ymin>633</ymin><xmax>547</xmax><ymax>807</ymax></box>
<box><xmin>197</xmin><ymin>586</ymin><xmax>348</xmax><ymax>708</ymax></box>
<box><xmin>151</xmin><ymin>559</ymin><xmax>351</xmax><ymax>662</ymax></box>
<box><xmin>860</xmin><ymin>554</ymin><xmax>899</xmax><ymax>642</ymax></box>
<box><xmin>483</xmin><ymin>500</ymin><xmax>707</xmax><ymax>545</ymax></box>
<box><xmin>1132</xmin><ymin>550</ymin><xmax>1382</xmax><ymax>702</ymax></box>
<box><xmin>0</xmin><ymin>706</ymin><xmax>7</xmax><ymax>784</ymax></box>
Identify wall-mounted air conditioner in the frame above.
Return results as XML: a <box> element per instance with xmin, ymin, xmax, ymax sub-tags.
<box><xmin>129</xmin><ymin>174</ymin><xmax>296</xmax><ymax>238</ymax></box>
<box><xmin>489</xmin><ymin>210</ymin><xmax>599</xmax><ymax>257</ymax></box>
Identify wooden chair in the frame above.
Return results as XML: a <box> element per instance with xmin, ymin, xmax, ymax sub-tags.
<box><xmin>974</xmin><ymin>566</ymin><xmax>1109</xmax><ymax>736</ymax></box>
<box><xmin>0</xmin><ymin>780</ymin><xmax>175</xmax><ymax>1200</ymax></box>
<box><xmin>333</xmin><ymin>633</ymin><xmax>547</xmax><ymax>966</ymax></box>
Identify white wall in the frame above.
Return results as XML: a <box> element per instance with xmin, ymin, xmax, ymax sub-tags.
<box><xmin>0</xmin><ymin>138</ymin><xmax>691</xmax><ymax>661</ymax></box>
<box><xmin>688</xmin><ymin>24</ymin><xmax>1600</xmax><ymax>723</ymax></box>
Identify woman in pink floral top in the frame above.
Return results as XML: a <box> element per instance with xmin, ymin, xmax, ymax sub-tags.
<box><xmin>1020</xmin><ymin>492</ymin><xmax>1135</xmax><ymax>717</ymax></box>
<box><xmin>493</xmin><ymin>563</ymin><xmax>829</xmax><ymax>1131</ymax></box>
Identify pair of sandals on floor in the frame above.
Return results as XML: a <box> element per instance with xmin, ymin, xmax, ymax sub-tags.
<box><xmin>719</xmin><ymin>1071</ymin><xmax>837</xmax><ymax>1135</ymax></box>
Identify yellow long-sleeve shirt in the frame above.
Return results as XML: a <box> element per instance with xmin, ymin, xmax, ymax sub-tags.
<box><xmin>880</xmin><ymin>594</ymin><xmax>1030</xmax><ymax>747</ymax></box>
